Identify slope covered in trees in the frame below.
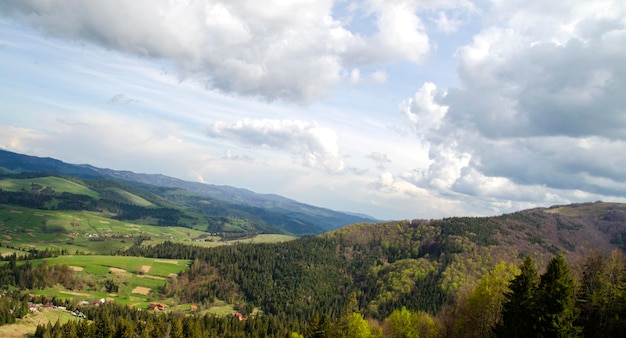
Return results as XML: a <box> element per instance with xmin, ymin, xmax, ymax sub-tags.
<box><xmin>114</xmin><ymin>202</ymin><xmax>626</xmax><ymax>322</ymax></box>
<box><xmin>1</xmin><ymin>201</ymin><xmax>626</xmax><ymax>336</ymax></box>
<box><xmin>26</xmin><ymin>250</ymin><xmax>626</xmax><ymax>337</ymax></box>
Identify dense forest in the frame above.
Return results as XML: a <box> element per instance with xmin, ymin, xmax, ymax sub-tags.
<box><xmin>0</xmin><ymin>222</ymin><xmax>624</xmax><ymax>336</ymax></box>
<box><xmin>26</xmin><ymin>251</ymin><xmax>626</xmax><ymax>337</ymax></box>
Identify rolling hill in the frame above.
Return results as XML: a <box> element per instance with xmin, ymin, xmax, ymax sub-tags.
<box><xmin>0</xmin><ymin>149</ymin><xmax>376</xmax><ymax>235</ymax></box>
<box><xmin>107</xmin><ymin>201</ymin><xmax>626</xmax><ymax>323</ymax></box>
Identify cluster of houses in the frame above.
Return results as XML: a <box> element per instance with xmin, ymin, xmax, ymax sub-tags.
<box><xmin>23</xmin><ymin>295</ymin><xmax>249</xmax><ymax>322</ymax></box>
<box><xmin>148</xmin><ymin>302</ymin><xmax>166</xmax><ymax>311</ymax></box>
<box><xmin>28</xmin><ymin>301</ymin><xmax>88</xmax><ymax>319</ymax></box>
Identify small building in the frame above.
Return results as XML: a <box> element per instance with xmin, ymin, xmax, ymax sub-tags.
<box><xmin>148</xmin><ymin>302</ymin><xmax>166</xmax><ymax>311</ymax></box>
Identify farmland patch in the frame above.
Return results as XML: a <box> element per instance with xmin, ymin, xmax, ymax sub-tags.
<box><xmin>131</xmin><ymin>286</ymin><xmax>151</xmax><ymax>295</ymax></box>
<box><xmin>109</xmin><ymin>267</ymin><xmax>130</xmax><ymax>277</ymax></box>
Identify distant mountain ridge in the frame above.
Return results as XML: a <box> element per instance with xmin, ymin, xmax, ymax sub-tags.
<box><xmin>0</xmin><ymin>149</ymin><xmax>376</xmax><ymax>234</ymax></box>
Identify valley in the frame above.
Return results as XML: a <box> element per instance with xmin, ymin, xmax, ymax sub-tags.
<box><xmin>0</xmin><ymin>150</ymin><xmax>625</xmax><ymax>337</ymax></box>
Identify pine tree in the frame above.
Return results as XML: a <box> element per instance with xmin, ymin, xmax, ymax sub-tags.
<box><xmin>535</xmin><ymin>254</ymin><xmax>580</xmax><ymax>337</ymax></box>
<box><xmin>495</xmin><ymin>255</ymin><xmax>539</xmax><ymax>337</ymax></box>
<box><xmin>577</xmin><ymin>250</ymin><xmax>626</xmax><ymax>337</ymax></box>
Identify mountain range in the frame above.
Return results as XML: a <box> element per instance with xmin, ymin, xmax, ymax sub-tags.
<box><xmin>0</xmin><ymin>149</ymin><xmax>376</xmax><ymax>235</ymax></box>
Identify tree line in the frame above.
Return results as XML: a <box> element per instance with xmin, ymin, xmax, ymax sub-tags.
<box><xmin>31</xmin><ymin>251</ymin><xmax>626</xmax><ymax>337</ymax></box>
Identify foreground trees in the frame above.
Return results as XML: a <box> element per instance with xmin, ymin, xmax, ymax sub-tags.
<box><xmin>496</xmin><ymin>254</ymin><xmax>579</xmax><ymax>337</ymax></box>
<box><xmin>448</xmin><ymin>262</ymin><xmax>519</xmax><ymax>337</ymax></box>
<box><xmin>495</xmin><ymin>256</ymin><xmax>540</xmax><ymax>337</ymax></box>
<box><xmin>577</xmin><ymin>251</ymin><xmax>626</xmax><ymax>337</ymax></box>
<box><xmin>17</xmin><ymin>248</ymin><xmax>626</xmax><ymax>338</ymax></box>
<box><xmin>534</xmin><ymin>254</ymin><xmax>579</xmax><ymax>337</ymax></box>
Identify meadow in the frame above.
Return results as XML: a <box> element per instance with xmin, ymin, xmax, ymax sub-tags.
<box><xmin>0</xmin><ymin>176</ymin><xmax>100</xmax><ymax>199</ymax></box>
<box><xmin>0</xmin><ymin>204</ymin><xmax>215</xmax><ymax>254</ymax></box>
<box><xmin>0</xmin><ymin>307</ymin><xmax>78</xmax><ymax>338</ymax></box>
<box><xmin>25</xmin><ymin>255</ymin><xmax>191</xmax><ymax>308</ymax></box>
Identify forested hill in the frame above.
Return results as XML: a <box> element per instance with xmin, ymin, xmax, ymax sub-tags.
<box><xmin>0</xmin><ymin>149</ymin><xmax>375</xmax><ymax>234</ymax></box>
<box><xmin>2</xmin><ymin>199</ymin><xmax>625</xmax><ymax>336</ymax></box>
<box><xmin>330</xmin><ymin>201</ymin><xmax>626</xmax><ymax>266</ymax></box>
<box><xmin>116</xmin><ymin>202</ymin><xmax>626</xmax><ymax>322</ymax></box>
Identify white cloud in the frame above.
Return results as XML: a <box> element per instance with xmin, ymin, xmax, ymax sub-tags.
<box><xmin>348</xmin><ymin>68</ymin><xmax>387</xmax><ymax>85</ymax></box>
<box><xmin>0</xmin><ymin>0</ymin><xmax>446</xmax><ymax>103</ymax></box>
<box><xmin>0</xmin><ymin>125</ymin><xmax>46</xmax><ymax>154</ymax></box>
<box><xmin>433</xmin><ymin>11</ymin><xmax>462</xmax><ymax>33</ymax></box>
<box><xmin>3</xmin><ymin>0</ymin><xmax>625</xmax><ymax>221</ymax></box>
<box><xmin>344</xmin><ymin>1</ymin><xmax>430</xmax><ymax>65</ymax></box>
<box><xmin>349</xmin><ymin>68</ymin><xmax>361</xmax><ymax>84</ymax></box>
<box><xmin>369</xmin><ymin>70</ymin><xmax>388</xmax><ymax>84</ymax></box>
<box><xmin>206</xmin><ymin>119</ymin><xmax>345</xmax><ymax>172</ymax></box>
<box><xmin>367</xmin><ymin>152</ymin><xmax>391</xmax><ymax>170</ymax></box>
<box><xmin>398</xmin><ymin>0</ymin><xmax>626</xmax><ymax>209</ymax></box>
<box><xmin>400</xmin><ymin>82</ymin><xmax>448</xmax><ymax>138</ymax></box>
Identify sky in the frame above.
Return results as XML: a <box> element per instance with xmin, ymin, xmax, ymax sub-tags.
<box><xmin>1</xmin><ymin>0</ymin><xmax>625</xmax><ymax>220</ymax></box>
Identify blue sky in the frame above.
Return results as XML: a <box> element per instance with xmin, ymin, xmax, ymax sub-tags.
<box><xmin>1</xmin><ymin>0</ymin><xmax>625</xmax><ymax>220</ymax></box>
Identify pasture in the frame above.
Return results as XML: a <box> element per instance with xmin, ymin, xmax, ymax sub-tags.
<box><xmin>0</xmin><ymin>176</ymin><xmax>100</xmax><ymax>199</ymax></box>
<box><xmin>0</xmin><ymin>204</ymin><xmax>214</xmax><ymax>254</ymax></box>
<box><xmin>102</xmin><ymin>187</ymin><xmax>155</xmax><ymax>207</ymax></box>
<box><xmin>27</xmin><ymin>255</ymin><xmax>190</xmax><ymax>307</ymax></box>
<box><xmin>0</xmin><ymin>308</ymin><xmax>78</xmax><ymax>338</ymax></box>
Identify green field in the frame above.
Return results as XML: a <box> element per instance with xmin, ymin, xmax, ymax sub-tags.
<box><xmin>0</xmin><ymin>176</ymin><xmax>100</xmax><ymax>199</ymax></box>
<box><xmin>0</xmin><ymin>203</ymin><xmax>297</xmax><ymax>255</ymax></box>
<box><xmin>0</xmin><ymin>204</ymin><xmax>215</xmax><ymax>254</ymax></box>
<box><xmin>0</xmin><ymin>308</ymin><xmax>79</xmax><ymax>338</ymax></box>
<box><xmin>24</xmin><ymin>255</ymin><xmax>191</xmax><ymax>308</ymax></box>
<box><xmin>0</xmin><ymin>246</ymin><xmax>26</xmax><ymax>257</ymax></box>
<box><xmin>232</xmin><ymin>234</ymin><xmax>298</xmax><ymax>244</ymax></box>
<box><xmin>104</xmin><ymin>187</ymin><xmax>155</xmax><ymax>207</ymax></box>
<box><xmin>32</xmin><ymin>255</ymin><xmax>186</xmax><ymax>277</ymax></box>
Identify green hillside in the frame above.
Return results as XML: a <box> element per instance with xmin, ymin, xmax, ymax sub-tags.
<box><xmin>1</xmin><ymin>202</ymin><xmax>626</xmax><ymax>337</ymax></box>
<box><xmin>0</xmin><ymin>203</ymin><xmax>296</xmax><ymax>255</ymax></box>
<box><xmin>117</xmin><ymin>202</ymin><xmax>626</xmax><ymax>319</ymax></box>
<box><xmin>0</xmin><ymin>176</ymin><xmax>99</xmax><ymax>199</ymax></box>
<box><xmin>25</xmin><ymin>255</ymin><xmax>191</xmax><ymax>307</ymax></box>
<box><xmin>0</xmin><ymin>204</ymin><xmax>215</xmax><ymax>254</ymax></box>
<box><xmin>0</xmin><ymin>174</ymin><xmax>328</xmax><ymax>235</ymax></box>
<box><xmin>0</xmin><ymin>149</ymin><xmax>376</xmax><ymax>234</ymax></box>
<box><xmin>101</xmin><ymin>187</ymin><xmax>155</xmax><ymax>207</ymax></box>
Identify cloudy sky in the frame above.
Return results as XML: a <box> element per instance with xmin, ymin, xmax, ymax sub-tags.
<box><xmin>1</xmin><ymin>0</ymin><xmax>625</xmax><ymax>220</ymax></box>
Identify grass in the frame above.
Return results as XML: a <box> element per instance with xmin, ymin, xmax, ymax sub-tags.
<box><xmin>0</xmin><ymin>308</ymin><xmax>79</xmax><ymax>338</ymax></box>
<box><xmin>1</xmin><ymin>204</ymin><xmax>301</xmax><ymax>260</ymax></box>
<box><xmin>0</xmin><ymin>204</ymin><xmax>213</xmax><ymax>254</ymax></box>
<box><xmin>29</xmin><ymin>255</ymin><xmax>188</xmax><ymax>278</ymax></box>
<box><xmin>0</xmin><ymin>176</ymin><xmax>100</xmax><ymax>199</ymax></box>
<box><xmin>231</xmin><ymin>234</ymin><xmax>298</xmax><ymax>244</ymax></box>
<box><xmin>545</xmin><ymin>202</ymin><xmax>625</xmax><ymax>218</ymax></box>
<box><xmin>206</xmin><ymin>303</ymin><xmax>237</xmax><ymax>316</ymax></box>
<box><xmin>104</xmin><ymin>187</ymin><xmax>155</xmax><ymax>207</ymax></box>
<box><xmin>20</xmin><ymin>255</ymin><xmax>191</xmax><ymax>310</ymax></box>
<box><xmin>0</xmin><ymin>247</ymin><xmax>25</xmax><ymax>257</ymax></box>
